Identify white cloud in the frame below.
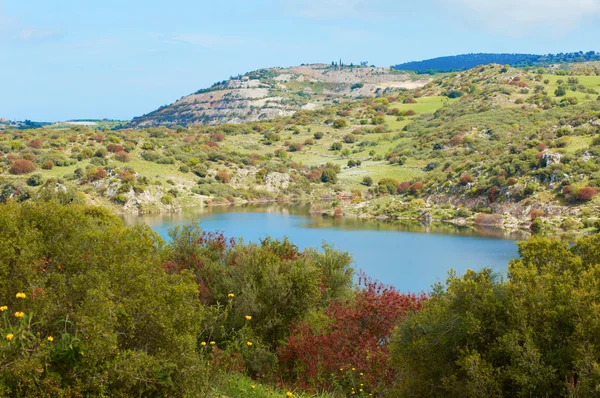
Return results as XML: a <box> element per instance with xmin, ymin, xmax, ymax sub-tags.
<box><xmin>449</xmin><ymin>0</ymin><xmax>600</xmax><ymax>31</ymax></box>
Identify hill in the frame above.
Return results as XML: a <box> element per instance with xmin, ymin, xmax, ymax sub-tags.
<box><xmin>394</xmin><ymin>51</ymin><xmax>600</xmax><ymax>73</ymax></box>
<box><xmin>130</xmin><ymin>63</ymin><xmax>429</xmax><ymax>127</ymax></box>
<box><xmin>2</xmin><ymin>61</ymin><xmax>600</xmax><ymax>233</ymax></box>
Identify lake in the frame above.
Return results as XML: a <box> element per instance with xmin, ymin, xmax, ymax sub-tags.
<box><xmin>122</xmin><ymin>204</ymin><xmax>526</xmax><ymax>293</ymax></box>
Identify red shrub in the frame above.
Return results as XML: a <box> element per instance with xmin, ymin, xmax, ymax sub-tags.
<box><xmin>41</xmin><ymin>161</ymin><xmax>54</xmax><ymax>170</ymax></box>
<box><xmin>530</xmin><ymin>208</ymin><xmax>546</xmax><ymax>221</ymax></box>
<box><xmin>279</xmin><ymin>274</ymin><xmax>426</xmax><ymax>393</ymax></box>
<box><xmin>488</xmin><ymin>186</ymin><xmax>500</xmax><ymax>203</ymax></box>
<box><xmin>106</xmin><ymin>143</ymin><xmax>125</xmax><ymax>153</ymax></box>
<box><xmin>87</xmin><ymin>168</ymin><xmax>107</xmax><ymax>182</ymax></box>
<box><xmin>460</xmin><ymin>174</ymin><xmax>474</xmax><ymax>185</ymax></box>
<box><xmin>95</xmin><ymin>134</ymin><xmax>104</xmax><ymax>143</ymax></box>
<box><xmin>305</xmin><ymin>169</ymin><xmax>322</xmax><ymax>182</ymax></box>
<box><xmin>119</xmin><ymin>170</ymin><xmax>136</xmax><ymax>183</ymax></box>
<box><xmin>216</xmin><ymin>170</ymin><xmax>230</xmax><ymax>183</ymax></box>
<box><xmin>211</xmin><ymin>132</ymin><xmax>225</xmax><ymax>142</ymax></box>
<box><xmin>577</xmin><ymin>186</ymin><xmax>597</xmax><ymax>201</ymax></box>
<box><xmin>409</xmin><ymin>182</ymin><xmax>424</xmax><ymax>194</ymax></box>
<box><xmin>397</xmin><ymin>181</ymin><xmax>410</xmax><ymax>194</ymax></box>
<box><xmin>9</xmin><ymin>159</ymin><xmax>36</xmax><ymax>175</ymax></box>
<box><xmin>448</xmin><ymin>135</ymin><xmax>464</xmax><ymax>146</ymax></box>
<box><xmin>28</xmin><ymin>139</ymin><xmax>44</xmax><ymax>149</ymax></box>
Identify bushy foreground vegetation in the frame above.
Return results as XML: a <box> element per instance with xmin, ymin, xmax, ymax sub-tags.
<box><xmin>3</xmin><ymin>200</ymin><xmax>600</xmax><ymax>396</ymax></box>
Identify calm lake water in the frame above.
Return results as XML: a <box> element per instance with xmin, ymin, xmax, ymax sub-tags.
<box><xmin>122</xmin><ymin>204</ymin><xmax>526</xmax><ymax>293</ymax></box>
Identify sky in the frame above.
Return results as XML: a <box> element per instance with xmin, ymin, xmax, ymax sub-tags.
<box><xmin>1</xmin><ymin>0</ymin><xmax>600</xmax><ymax>121</ymax></box>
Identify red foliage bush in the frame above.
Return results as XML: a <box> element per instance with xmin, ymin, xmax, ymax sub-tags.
<box><xmin>488</xmin><ymin>186</ymin><xmax>500</xmax><ymax>203</ymax></box>
<box><xmin>404</xmin><ymin>109</ymin><xmax>417</xmax><ymax>116</ymax></box>
<box><xmin>278</xmin><ymin>274</ymin><xmax>426</xmax><ymax>393</ymax></box>
<box><xmin>87</xmin><ymin>168</ymin><xmax>107</xmax><ymax>182</ymax></box>
<box><xmin>397</xmin><ymin>181</ymin><xmax>410</xmax><ymax>194</ymax></box>
<box><xmin>305</xmin><ymin>169</ymin><xmax>322</xmax><ymax>182</ymax></box>
<box><xmin>215</xmin><ymin>170</ymin><xmax>230</xmax><ymax>183</ymax></box>
<box><xmin>28</xmin><ymin>139</ymin><xmax>44</xmax><ymax>149</ymax></box>
<box><xmin>460</xmin><ymin>174</ymin><xmax>474</xmax><ymax>185</ymax></box>
<box><xmin>9</xmin><ymin>159</ymin><xmax>36</xmax><ymax>175</ymax></box>
<box><xmin>211</xmin><ymin>132</ymin><xmax>225</xmax><ymax>142</ymax></box>
<box><xmin>106</xmin><ymin>143</ymin><xmax>125</xmax><ymax>153</ymax></box>
<box><xmin>577</xmin><ymin>186</ymin><xmax>597</xmax><ymax>201</ymax></box>
<box><xmin>95</xmin><ymin>134</ymin><xmax>104</xmax><ymax>143</ymax></box>
<box><xmin>448</xmin><ymin>135</ymin><xmax>464</xmax><ymax>146</ymax></box>
<box><xmin>41</xmin><ymin>161</ymin><xmax>54</xmax><ymax>170</ymax></box>
<box><xmin>409</xmin><ymin>182</ymin><xmax>424</xmax><ymax>194</ymax></box>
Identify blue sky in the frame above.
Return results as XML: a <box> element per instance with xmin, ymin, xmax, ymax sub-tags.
<box><xmin>1</xmin><ymin>0</ymin><xmax>600</xmax><ymax>121</ymax></box>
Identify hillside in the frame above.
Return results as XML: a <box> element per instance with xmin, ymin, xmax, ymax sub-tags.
<box><xmin>2</xmin><ymin>61</ymin><xmax>600</xmax><ymax>233</ymax></box>
<box><xmin>130</xmin><ymin>63</ymin><xmax>429</xmax><ymax>127</ymax></box>
<box><xmin>394</xmin><ymin>51</ymin><xmax>600</xmax><ymax>73</ymax></box>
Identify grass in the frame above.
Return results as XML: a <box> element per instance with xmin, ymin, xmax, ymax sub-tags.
<box><xmin>542</xmin><ymin>74</ymin><xmax>600</xmax><ymax>101</ymax></box>
<box><xmin>388</xmin><ymin>96</ymin><xmax>458</xmax><ymax>115</ymax></box>
<box><xmin>213</xmin><ymin>373</ymin><xmax>338</xmax><ymax>398</ymax></box>
<box><xmin>563</xmin><ymin>135</ymin><xmax>594</xmax><ymax>154</ymax></box>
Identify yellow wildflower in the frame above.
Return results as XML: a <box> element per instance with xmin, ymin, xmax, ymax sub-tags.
<box><xmin>245</xmin><ymin>315</ymin><xmax>252</xmax><ymax>321</ymax></box>
<box><xmin>209</xmin><ymin>341</ymin><xmax>216</xmax><ymax>345</ymax></box>
<box><xmin>352</xmin><ymin>367</ymin><xmax>356</xmax><ymax>371</ymax></box>
<box><xmin>15</xmin><ymin>292</ymin><xmax>26</xmax><ymax>299</ymax></box>
<box><xmin>200</xmin><ymin>342</ymin><xmax>207</xmax><ymax>346</ymax></box>
<box><xmin>5</xmin><ymin>334</ymin><xmax>14</xmax><ymax>341</ymax></box>
<box><xmin>227</xmin><ymin>293</ymin><xmax>235</xmax><ymax>298</ymax></box>
<box><xmin>0</xmin><ymin>306</ymin><xmax>7</xmax><ymax>312</ymax></box>
<box><xmin>246</xmin><ymin>341</ymin><xmax>253</xmax><ymax>346</ymax></box>
<box><xmin>14</xmin><ymin>312</ymin><xmax>24</xmax><ymax>318</ymax></box>
<box><xmin>286</xmin><ymin>392</ymin><xmax>293</xmax><ymax>397</ymax></box>
<box><xmin>47</xmin><ymin>336</ymin><xmax>54</xmax><ymax>342</ymax></box>
<box><xmin>251</xmin><ymin>385</ymin><xmax>255</xmax><ymax>389</ymax></box>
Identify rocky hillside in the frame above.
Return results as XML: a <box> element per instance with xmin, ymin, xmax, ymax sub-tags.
<box><xmin>130</xmin><ymin>63</ymin><xmax>429</xmax><ymax>127</ymax></box>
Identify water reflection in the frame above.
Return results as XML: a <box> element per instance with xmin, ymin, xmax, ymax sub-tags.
<box><xmin>122</xmin><ymin>203</ymin><xmax>528</xmax><ymax>241</ymax></box>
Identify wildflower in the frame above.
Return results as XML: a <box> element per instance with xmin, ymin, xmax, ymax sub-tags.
<box><xmin>47</xmin><ymin>336</ymin><xmax>54</xmax><ymax>342</ymax></box>
<box><xmin>14</xmin><ymin>311</ymin><xmax>24</xmax><ymax>318</ymax></box>
<box><xmin>15</xmin><ymin>292</ymin><xmax>26</xmax><ymax>299</ymax></box>
<box><xmin>228</xmin><ymin>293</ymin><xmax>235</xmax><ymax>298</ymax></box>
<box><xmin>352</xmin><ymin>367</ymin><xmax>356</xmax><ymax>371</ymax></box>
<box><xmin>340</xmin><ymin>368</ymin><xmax>343</xmax><ymax>371</ymax></box>
<box><xmin>251</xmin><ymin>385</ymin><xmax>255</xmax><ymax>389</ymax></box>
<box><xmin>200</xmin><ymin>342</ymin><xmax>207</xmax><ymax>346</ymax></box>
<box><xmin>247</xmin><ymin>341</ymin><xmax>253</xmax><ymax>346</ymax></box>
<box><xmin>245</xmin><ymin>315</ymin><xmax>252</xmax><ymax>321</ymax></box>
<box><xmin>0</xmin><ymin>306</ymin><xmax>7</xmax><ymax>312</ymax></box>
<box><xmin>360</xmin><ymin>372</ymin><xmax>364</xmax><ymax>376</ymax></box>
<box><xmin>209</xmin><ymin>341</ymin><xmax>216</xmax><ymax>345</ymax></box>
<box><xmin>6</xmin><ymin>334</ymin><xmax>14</xmax><ymax>341</ymax></box>
<box><xmin>286</xmin><ymin>392</ymin><xmax>293</xmax><ymax>397</ymax></box>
